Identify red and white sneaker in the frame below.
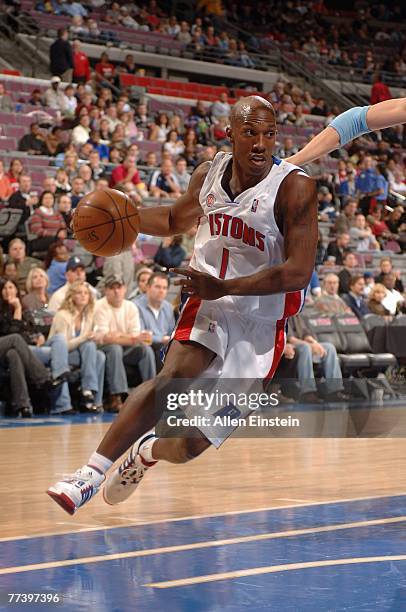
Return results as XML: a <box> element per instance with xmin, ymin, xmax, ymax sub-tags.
<box><xmin>103</xmin><ymin>432</ymin><xmax>157</xmax><ymax>505</ymax></box>
<box><xmin>47</xmin><ymin>465</ymin><xmax>105</xmax><ymax>515</ymax></box>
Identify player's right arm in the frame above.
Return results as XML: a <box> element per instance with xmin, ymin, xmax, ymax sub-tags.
<box><xmin>137</xmin><ymin>162</ymin><xmax>210</xmax><ymax>237</ymax></box>
<box><xmin>287</xmin><ymin>97</ymin><xmax>406</xmax><ymax>166</ymax></box>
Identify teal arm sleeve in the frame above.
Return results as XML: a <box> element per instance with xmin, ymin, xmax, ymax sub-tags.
<box><xmin>329</xmin><ymin>106</ymin><xmax>371</xmax><ymax>146</ymax></box>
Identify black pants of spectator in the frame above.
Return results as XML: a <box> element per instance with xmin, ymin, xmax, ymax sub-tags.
<box><xmin>272</xmin><ymin>354</ymin><xmax>300</xmax><ymax>397</ymax></box>
<box><xmin>0</xmin><ymin>334</ymin><xmax>49</xmax><ymax>413</ymax></box>
<box><xmin>30</xmin><ymin>236</ymin><xmax>56</xmax><ymax>254</ymax></box>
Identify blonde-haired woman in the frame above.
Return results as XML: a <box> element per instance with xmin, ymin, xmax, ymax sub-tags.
<box><xmin>22</xmin><ymin>267</ymin><xmax>49</xmax><ymax>311</ymax></box>
<box><xmin>49</xmin><ymin>281</ymin><xmax>105</xmax><ymax>412</ymax></box>
<box><xmin>368</xmin><ymin>283</ymin><xmax>392</xmax><ymax>319</ymax></box>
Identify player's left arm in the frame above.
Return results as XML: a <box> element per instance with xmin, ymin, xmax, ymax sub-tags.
<box><xmin>287</xmin><ymin>97</ymin><xmax>406</xmax><ymax>166</ymax></box>
<box><xmin>173</xmin><ymin>173</ymin><xmax>318</xmax><ymax>300</ymax></box>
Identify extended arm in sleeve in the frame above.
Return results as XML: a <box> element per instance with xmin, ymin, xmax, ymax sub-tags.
<box><xmin>287</xmin><ymin>97</ymin><xmax>406</xmax><ymax>166</ymax></box>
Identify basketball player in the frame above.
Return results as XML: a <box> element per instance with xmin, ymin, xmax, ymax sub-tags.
<box><xmin>48</xmin><ymin>95</ymin><xmax>406</xmax><ymax>514</ymax></box>
<box><xmin>47</xmin><ymin>95</ymin><xmax>319</xmax><ymax>514</ymax></box>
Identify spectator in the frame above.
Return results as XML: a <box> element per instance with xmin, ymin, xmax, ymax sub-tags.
<box><xmin>0</xmin><ymin>83</ymin><xmax>13</xmax><ymax>112</ymax></box>
<box><xmin>49</xmin><ymin>280</ymin><xmax>104</xmax><ymax>412</ymax></box>
<box><xmin>94</xmin><ymin>274</ymin><xmax>156</xmax><ymax>412</ymax></box>
<box><xmin>182</xmin><ymin>225</ymin><xmax>197</xmax><ymax>259</ymax></box>
<box><xmin>72</xmin><ymin>114</ymin><xmax>91</xmax><ymax>147</ymax></box>
<box><xmin>0</xmin><ymin>160</ymin><xmax>12</xmax><ymax>202</ymax></box>
<box><xmin>375</xmin><ymin>257</ymin><xmax>404</xmax><ymax>293</ymax></box>
<box><xmin>149</xmin><ymin>112</ymin><xmax>170</xmax><ymax>143</ymax></box>
<box><xmin>28</xmin><ymin>191</ymin><xmax>66</xmax><ymax>252</ymax></box>
<box><xmin>56</xmin><ymin>194</ymin><xmax>71</xmax><ymax>224</ymax></box>
<box><xmin>311</xmin><ymin>98</ymin><xmax>328</xmax><ymax>116</ymax></box>
<box><xmin>334</xmin><ymin>198</ymin><xmax>358</xmax><ymax>234</ymax></box>
<box><xmin>356</xmin><ymin>156</ymin><xmax>380</xmax><ymax>215</ymax></box>
<box><xmin>44</xmin><ymin>240</ymin><xmax>70</xmax><ymax>295</ymax></box>
<box><xmin>287</xmin><ymin>314</ymin><xmax>347</xmax><ymax>403</ymax></box>
<box><xmin>381</xmin><ymin>272</ymin><xmax>405</xmax><ymax>315</ymax></box>
<box><xmin>95</xmin><ymin>52</ymin><xmax>115</xmax><ymax>86</ymax></box>
<box><xmin>55</xmin><ymin>169</ymin><xmax>72</xmax><ymax>195</ymax></box>
<box><xmin>43</xmin><ymin>76</ymin><xmax>68</xmax><ymax>111</ymax></box>
<box><xmin>164</xmin><ymin>130</ymin><xmax>185</xmax><ymax>156</ymax></box>
<box><xmin>368</xmin><ymin>283</ymin><xmax>391</xmax><ymax>318</ymax></box>
<box><xmin>350</xmin><ymin>214</ymin><xmax>380</xmax><ymax>251</ymax></box>
<box><xmin>318</xmin><ymin>186</ymin><xmax>336</xmax><ymax>222</ymax></box>
<box><xmin>109</xmin><ymin>152</ymin><xmax>143</xmax><ymax>192</ymax></box>
<box><xmin>101</xmin><ymin>251</ymin><xmax>135</xmax><ymax>298</ymax></box>
<box><xmin>48</xmin><ymin>256</ymin><xmax>97</xmax><ymax>311</ymax></box>
<box><xmin>173</xmin><ymin>157</ymin><xmax>191</xmax><ymax>193</ymax></box>
<box><xmin>49</xmin><ymin>29</ymin><xmax>73</xmax><ymax>81</ymax></box>
<box><xmin>135</xmin><ymin>273</ymin><xmax>175</xmax><ymax>372</ymax></box>
<box><xmin>278</xmin><ymin>137</ymin><xmax>298</xmax><ymax>159</ymax></box>
<box><xmin>70</xmin><ymin>177</ymin><xmax>85</xmax><ymax>208</ymax></box>
<box><xmin>120</xmin><ymin>54</ymin><xmax>137</xmax><ymax>74</ymax></box>
<box><xmin>18</xmin><ymin>123</ymin><xmax>47</xmax><ymax>155</ymax></box>
<box><xmin>370</xmin><ymin>73</ymin><xmax>392</xmax><ymax>106</ymax></box>
<box><xmin>342</xmin><ymin>275</ymin><xmax>370</xmax><ymax>319</ymax></box>
<box><xmin>77</xmin><ymin>164</ymin><xmax>95</xmax><ymax>193</ymax></box>
<box><xmin>43</xmin><ymin>126</ymin><xmax>65</xmax><ymax>157</ymax></box>
<box><xmin>62</xmin><ymin>84</ymin><xmax>78</xmax><ymax>119</ymax></box>
<box><xmin>7</xmin><ymin>238</ymin><xmax>42</xmax><ymax>294</ymax></box>
<box><xmin>71</xmin><ymin>39</ymin><xmax>91</xmax><ymax>84</ymax></box>
<box><xmin>22</xmin><ymin>267</ymin><xmax>50</xmax><ymax>310</ymax></box>
<box><xmin>131</xmin><ymin>267</ymin><xmax>153</xmax><ymax>299</ymax></box>
<box><xmin>314</xmin><ymin>273</ymin><xmax>351</xmax><ymax>315</ymax></box>
<box><xmin>325</xmin><ymin>232</ymin><xmax>351</xmax><ymax>265</ymax></box>
<box><xmin>338</xmin><ymin>251</ymin><xmax>358</xmax><ymax>294</ymax></box>
<box><xmin>154</xmin><ymin>235</ymin><xmax>185</xmax><ymax>270</ymax></box>
<box><xmin>367</xmin><ymin>206</ymin><xmax>392</xmax><ymax>246</ymax></box>
<box><xmin>89</xmin><ymin>130</ymin><xmax>109</xmax><ymax>161</ymax></box>
<box><xmin>177</xmin><ymin>21</ymin><xmax>192</xmax><ymax>45</ymax></box>
<box><xmin>210</xmin><ymin>92</ymin><xmax>231</xmax><ymax>120</ymax></box>
<box><xmin>28</xmin><ymin>88</ymin><xmax>44</xmax><ymax>107</ymax></box>
<box><xmin>6</xmin><ymin>158</ymin><xmax>23</xmax><ymax>193</ymax></box>
<box><xmin>149</xmin><ymin>160</ymin><xmax>181</xmax><ymax>199</ymax></box>
<box><xmin>61</xmin><ymin>0</ymin><xmax>88</xmax><ymax>17</ymax></box>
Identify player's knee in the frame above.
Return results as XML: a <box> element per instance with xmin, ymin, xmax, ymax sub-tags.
<box><xmin>174</xmin><ymin>437</ymin><xmax>210</xmax><ymax>463</ymax></box>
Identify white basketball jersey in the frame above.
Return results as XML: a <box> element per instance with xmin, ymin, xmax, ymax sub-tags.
<box><xmin>190</xmin><ymin>151</ymin><xmax>307</xmax><ymax>322</ymax></box>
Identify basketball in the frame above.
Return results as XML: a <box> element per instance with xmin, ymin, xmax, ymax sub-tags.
<box><xmin>72</xmin><ymin>188</ymin><xmax>140</xmax><ymax>257</ymax></box>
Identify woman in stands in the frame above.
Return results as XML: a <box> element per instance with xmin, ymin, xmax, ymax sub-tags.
<box><xmin>6</xmin><ymin>158</ymin><xmax>23</xmax><ymax>193</ymax></box>
<box><xmin>49</xmin><ymin>281</ymin><xmax>105</xmax><ymax>412</ymax></box>
<box><xmin>163</xmin><ymin>130</ymin><xmax>185</xmax><ymax>156</ymax></box>
<box><xmin>368</xmin><ymin>283</ymin><xmax>392</xmax><ymax>320</ymax></box>
<box><xmin>22</xmin><ymin>267</ymin><xmax>51</xmax><ymax>311</ymax></box>
<box><xmin>28</xmin><ymin>191</ymin><xmax>66</xmax><ymax>253</ymax></box>
<box><xmin>149</xmin><ymin>112</ymin><xmax>170</xmax><ymax>142</ymax></box>
<box><xmin>0</xmin><ymin>278</ymin><xmax>65</xmax><ymax>417</ymax></box>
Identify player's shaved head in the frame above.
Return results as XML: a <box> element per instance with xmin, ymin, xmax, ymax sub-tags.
<box><xmin>230</xmin><ymin>95</ymin><xmax>276</xmax><ymax>125</ymax></box>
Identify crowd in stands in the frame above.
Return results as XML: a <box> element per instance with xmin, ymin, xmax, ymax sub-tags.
<box><xmin>0</xmin><ymin>0</ymin><xmax>404</xmax><ymax>415</ymax></box>
<box><xmin>23</xmin><ymin>0</ymin><xmax>406</xmax><ymax>86</ymax></box>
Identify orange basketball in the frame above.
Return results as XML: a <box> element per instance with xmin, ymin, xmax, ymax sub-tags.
<box><xmin>72</xmin><ymin>188</ymin><xmax>140</xmax><ymax>257</ymax></box>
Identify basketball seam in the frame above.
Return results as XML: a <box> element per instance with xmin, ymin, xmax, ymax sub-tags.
<box><xmin>125</xmin><ymin>197</ymin><xmax>139</xmax><ymax>234</ymax></box>
<box><xmin>74</xmin><ymin>213</ymin><xmax>140</xmax><ymax>234</ymax></box>
<box><xmin>105</xmin><ymin>190</ymin><xmax>125</xmax><ymax>254</ymax></box>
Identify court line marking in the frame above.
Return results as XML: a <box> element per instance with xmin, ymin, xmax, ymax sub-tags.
<box><xmin>1</xmin><ymin>491</ymin><xmax>405</xmax><ymax>543</ymax></box>
<box><xmin>0</xmin><ymin>515</ymin><xmax>404</xmax><ymax>576</ymax></box>
<box><xmin>145</xmin><ymin>555</ymin><xmax>406</xmax><ymax>588</ymax></box>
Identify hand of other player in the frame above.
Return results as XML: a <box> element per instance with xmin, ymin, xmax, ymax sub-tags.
<box><xmin>172</xmin><ymin>267</ymin><xmax>226</xmax><ymax>300</ymax></box>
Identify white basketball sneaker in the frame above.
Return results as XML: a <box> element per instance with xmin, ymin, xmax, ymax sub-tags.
<box><xmin>47</xmin><ymin>465</ymin><xmax>106</xmax><ymax>515</ymax></box>
<box><xmin>103</xmin><ymin>432</ymin><xmax>158</xmax><ymax>505</ymax></box>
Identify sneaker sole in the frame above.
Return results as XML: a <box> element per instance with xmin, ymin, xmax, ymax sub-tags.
<box><xmin>46</xmin><ymin>488</ymin><xmax>76</xmax><ymax>515</ymax></box>
<box><xmin>102</xmin><ymin>486</ymin><xmax>116</xmax><ymax>506</ymax></box>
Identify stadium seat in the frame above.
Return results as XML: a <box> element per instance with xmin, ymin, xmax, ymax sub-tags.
<box><xmin>334</xmin><ymin>314</ymin><xmax>396</xmax><ymax>371</ymax></box>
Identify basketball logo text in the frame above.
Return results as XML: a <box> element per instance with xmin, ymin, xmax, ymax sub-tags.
<box><xmin>87</xmin><ymin>230</ymin><xmax>99</xmax><ymax>242</ymax></box>
<box><xmin>208</xmin><ymin>212</ymin><xmax>265</xmax><ymax>252</ymax></box>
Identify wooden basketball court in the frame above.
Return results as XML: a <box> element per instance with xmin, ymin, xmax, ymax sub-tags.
<box><xmin>0</xmin><ymin>412</ymin><xmax>405</xmax><ymax>610</ymax></box>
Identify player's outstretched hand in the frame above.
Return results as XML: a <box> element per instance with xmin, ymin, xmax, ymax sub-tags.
<box><xmin>171</xmin><ymin>267</ymin><xmax>225</xmax><ymax>300</ymax></box>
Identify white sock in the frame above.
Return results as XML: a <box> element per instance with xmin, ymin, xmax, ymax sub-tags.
<box><xmin>139</xmin><ymin>435</ymin><xmax>158</xmax><ymax>465</ymax></box>
<box><xmin>88</xmin><ymin>452</ymin><xmax>113</xmax><ymax>475</ymax></box>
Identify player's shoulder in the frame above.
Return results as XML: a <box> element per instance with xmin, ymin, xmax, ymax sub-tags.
<box><xmin>280</xmin><ymin>166</ymin><xmax>316</xmax><ymax>196</ymax></box>
<box><xmin>188</xmin><ymin>160</ymin><xmax>212</xmax><ymax>192</ymax></box>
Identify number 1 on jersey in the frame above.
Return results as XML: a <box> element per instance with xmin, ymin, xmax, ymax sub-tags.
<box><xmin>219</xmin><ymin>248</ymin><xmax>229</xmax><ymax>280</ymax></box>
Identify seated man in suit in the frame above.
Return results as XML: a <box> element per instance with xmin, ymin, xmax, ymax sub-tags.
<box><xmin>342</xmin><ymin>275</ymin><xmax>370</xmax><ymax>319</ymax></box>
